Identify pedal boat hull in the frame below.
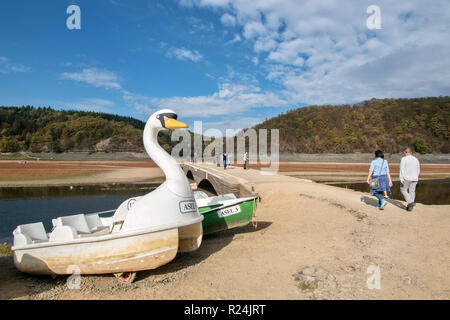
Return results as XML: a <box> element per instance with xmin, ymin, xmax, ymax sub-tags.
<box><xmin>13</xmin><ymin>226</ymin><xmax>182</xmax><ymax>276</ymax></box>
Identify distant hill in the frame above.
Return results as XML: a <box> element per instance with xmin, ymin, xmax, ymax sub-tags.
<box><xmin>2</xmin><ymin>97</ymin><xmax>449</xmax><ymax>155</ymax></box>
<box><xmin>0</xmin><ymin>106</ymin><xmax>179</xmax><ymax>153</ymax></box>
<box><xmin>254</xmin><ymin>97</ymin><xmax>450</xmax><ymax>154</ymax></box>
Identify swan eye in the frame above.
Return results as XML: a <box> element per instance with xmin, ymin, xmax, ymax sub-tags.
<box><xmin>156</xmin><ymin>112</ymin><xmax>178</xmax><ymax>128</ymax></box>
<box><xmin>164</xmin><ymin>113</ymin><xmax>177</xmax><ymax>120</ymax></box>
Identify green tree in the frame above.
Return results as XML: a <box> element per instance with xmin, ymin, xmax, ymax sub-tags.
<box><xmin>413</xmin><ymin>138</ymin><xmax>429</xmax><ymax>154</ymax></box>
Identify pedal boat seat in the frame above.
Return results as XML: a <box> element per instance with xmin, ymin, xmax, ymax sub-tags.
<box><xmin>13</xmin><ymin>222</ymin><xmax>49</xmax><ymax>247</ymax></box>
<box><xmin>50</xmin><ymin>214</ymin><xmax>110</xmax><ymax>241</ymax></box>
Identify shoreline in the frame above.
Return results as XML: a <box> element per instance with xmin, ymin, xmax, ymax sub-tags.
<box><xmin>2</xmin><ymin>151</ymin><xmax>450</xmax><ymax>163</ymax></box>
<box><xmin>0</xmin><ymin>160</ymin><xmax>448</xmax><ymax>187</ymax></box>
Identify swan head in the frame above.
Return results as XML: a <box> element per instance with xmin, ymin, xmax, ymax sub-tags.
<box><xmin>147</xmin><ymin>109</ymin><xmax>189</xmax><ymax>131</ymax></box>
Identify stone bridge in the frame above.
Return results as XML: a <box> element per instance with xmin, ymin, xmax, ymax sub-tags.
<box><xmin>180</xmin><ymin>163</ymin><xmax>254</xmax><ymax>197</ymax></box>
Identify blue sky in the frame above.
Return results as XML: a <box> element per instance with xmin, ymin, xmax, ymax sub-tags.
<box><xmin>1</xmin><ymin>0</ymin><xmax>449</xmax><ymax>135</ymax></box>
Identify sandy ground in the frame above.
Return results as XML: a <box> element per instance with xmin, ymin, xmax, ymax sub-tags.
<box><xmin>0</xmin><ymin>162</ymin><xmax>448</xmax><ymax>300</ymax></box>
<box><xmin>1</xmin><ymin>161</ymin><xmax>448</xmax><ymax>186</ymax></box>
<box><xmin>0</xmin><ymin>161</ymin><xmax>163</xmax><ymax>186</ymax></box>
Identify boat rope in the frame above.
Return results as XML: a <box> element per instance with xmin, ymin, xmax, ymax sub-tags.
<box><xmin>252</xmin><ymin>195</ymin><xmax>259</xmax><ymax>229</ymax></box>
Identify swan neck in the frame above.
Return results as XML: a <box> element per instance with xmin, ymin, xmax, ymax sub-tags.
<box><xmin>144</xmin><ymin>125</ymin><xmax>191</xmax><ymax>197</ymax></box>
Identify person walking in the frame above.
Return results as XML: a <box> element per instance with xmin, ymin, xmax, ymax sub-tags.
<box><xmin>243</xmin><ymin>151</ymin><xmax>248</xmax><ymax>170</ymax></box>
<box><xmin>223</xmin><ymin>153</ymin><xmax>227</xmax><ymax>169</ymax></box>
<box><xmin>367</xmin><ymin>150</ymin><xmax>393</xmax><ymax>210</ymax></box>
<box><xmin>216</xmin><ymin>153</ymin><xmax>220</xmax><ymax>167</ymax></box>
<box><xmin>400</xmin><ymin>147</ymin><xmax>421</xmax><ymax>211</ymax></box>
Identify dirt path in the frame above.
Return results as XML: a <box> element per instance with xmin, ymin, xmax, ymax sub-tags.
<box><xmin>1</xmin><ymin>165</ymin><xmax>448</xmax><ymax>300</ymax></box>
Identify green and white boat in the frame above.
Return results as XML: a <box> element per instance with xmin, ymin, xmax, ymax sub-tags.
<box><xmin>193</xmin><ymin>191</ymin><xmax>259</xmax><ymax>235</ymax></box>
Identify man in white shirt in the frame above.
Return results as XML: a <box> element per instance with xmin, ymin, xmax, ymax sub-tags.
<box><xmin>243</xmin><ymin>152</ymin><xmax>248</xmax><ymax>170</ymax></box>
<box><xmin>399</xmin><ymin>147</ymin><xmax>421</xmax><ymax>211</ymax></box>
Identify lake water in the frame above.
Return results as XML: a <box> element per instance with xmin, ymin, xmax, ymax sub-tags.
<box><xmin>0</xmin><ymin>184</ymin><xmax>158</xmax><ymax>244</ymax></box>
<box><xmin>330</xmin><ymin>178</ymin><xmax>450</xmax><ymax>205</ymax></box>
<box><xmin>2</xmin><ymin>179</ymin><xmax>448</xmax><ymax>244</ymax></box>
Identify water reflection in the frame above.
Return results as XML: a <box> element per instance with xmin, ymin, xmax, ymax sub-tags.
<box><xmin>0</xmin><ymin>184</ymin><xmax>159</xmax><ymax>199</ymax></box>
<box><xmin>330</xmin><ymin>179</ymin><xmax>450</xmax><ymax>205</ymax></box>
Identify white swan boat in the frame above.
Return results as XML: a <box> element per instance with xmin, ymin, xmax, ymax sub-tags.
<box><xmin>12</xmin><ymin>109</ymin><xmax>203</xmax><ymax>282</ymax></box>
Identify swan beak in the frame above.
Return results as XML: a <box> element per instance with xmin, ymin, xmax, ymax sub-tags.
<box><xmin>164</xmin><ymin>117</ymin><xmax>189</xmax><ymax>129</ymax></box>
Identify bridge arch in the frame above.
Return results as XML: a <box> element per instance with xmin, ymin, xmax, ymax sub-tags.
<box><xmin>197</xmin><ymin>179</ymin><xmax>218</xmax><ymax>195</ymax></box>
<box><xmin>181</xmin><ymin>163</ymin><xmax>244</xmax><ymax>197</ymax></box>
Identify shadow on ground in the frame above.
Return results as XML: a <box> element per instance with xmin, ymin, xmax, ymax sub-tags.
<box><xmin>138</xmin><ymin>221</ymin><xmax>272</xmax><ymax>281</ymax></box>
<box><xmin>360</xmin><ymin>195</ymin><xmax>378</xmax><ymax>207</ymax></box>
<box><xmin>1</xmin><ymin>221</ymin><xmax>273</xmax><ymax>299</ymax></box>
<box><xmin>0</xmin><ymin>255</ymin><xmax>62</xmax><ymax>300</ymax></box>
<box><xmin>386</xmin><ymin>198</ymin><xmax>407</xmax><ymax>210</ymax></box>
<box><xmin>360</xmin><ymin>195</ymin><xmax>407</xmax><ymax>210</ymax></box>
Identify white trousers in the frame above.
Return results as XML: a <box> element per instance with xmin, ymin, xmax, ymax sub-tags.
<box><xmin>400</xmin><ymin>180</ymin><xmax>418</xmax><ymax>204</ymax></box>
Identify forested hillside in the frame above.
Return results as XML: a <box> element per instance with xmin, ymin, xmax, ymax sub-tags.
<box><xmin>254</xmin><ymin>97</ymin><xmax>449</xmax><ymax>154</ymax></box>
<box><xmin>0</xmin><ymin>106</ymin><xmax>177</xmax><ymax>153</ymax></box>
<box><xmin>1</xmin><ymin>96</ymin><xmax>449</xmax><ymax>155</ymax></box>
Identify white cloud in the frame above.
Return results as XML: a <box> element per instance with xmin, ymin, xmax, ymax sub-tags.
<box><xmin>60</xmin><ymin>98</ymin><xmax>115</xmax><ymax>113</ymax></box>
<box><xmin>220</xmin><ymin>13</ymin><xmax>237</xmax><ymax>27</ymax></box>
<box><xmin>61</xmin><ymin>68</ymin><xmax>122</xmax><ymax>90</ymax></box>
<box><xmin>0</xmin><ymin>57</ymin><xmax>31</xmax><ymax>74</ymax></box>
<box><xmin>166</xmin><ymin>46</ymin><xmax>204</xmax><ymax>62</ymax></box>
<box><xmin>196</xmin><ymin>116</ymin><xmax>265</xmax><ymax>137</ymax></box>
<box><xmin>57</xmin><ymin>0</ymin><xmax>450</xmax><ymax>128</ymax></box>
<box><xmin>187</xmin><ymin>16</ymin><xmax>215</xmax><ymax>32</ymax></box>
<box><xmin>226</xmin><ymin>33</ymin><xmax>241</xmax><ymax>44</ymax></box>
<box><xmin>151</xmin><ymin>82</ymin><xmax>287</xmax><ymax>118</ymax></box>
<box><xmin>253</xmin><ymin>36</ymin><xmax>277</xmax><ymax>53</ymax></box>
<box><xmin>122</xmin><ymin>90</ymin><xmax>155</xmax><ymax>116</ymax></box>
<box><xmin>180</xmin><ymin>0</ymin><xmax>450</xmax><ymax>105</ymax></box>
<box><xmin>120</xmin><ymin>81</ymin><xmax>281</xmax><ymax>133</ymax></box>
<box><xmin>243</xmin><ymin>21</ymin><xmax>267</xmax><ymax>39</ymax></box>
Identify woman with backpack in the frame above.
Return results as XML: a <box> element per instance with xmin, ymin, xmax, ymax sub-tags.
<box><xmin>366</xmin><ymin>150</ymin><xmax>393</xmax><ymax>210</ymax></box>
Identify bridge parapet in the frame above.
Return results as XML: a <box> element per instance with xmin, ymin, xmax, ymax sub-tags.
<box><xmin>181</xmin><ymin>163</ymin><xmax>254</xmax><ymax>197</ymax></box>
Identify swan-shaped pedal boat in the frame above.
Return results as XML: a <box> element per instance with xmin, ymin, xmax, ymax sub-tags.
<box><xmin>12</xmin><ymin>109</ymin><xmax>203</xmax><ymax>282</ymax></box>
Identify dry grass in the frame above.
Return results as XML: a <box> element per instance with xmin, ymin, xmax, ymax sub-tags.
<box><xmin>0</xmin><ymin>243</ymin><xmax>12</xmax><ymax>256</ymax></box>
